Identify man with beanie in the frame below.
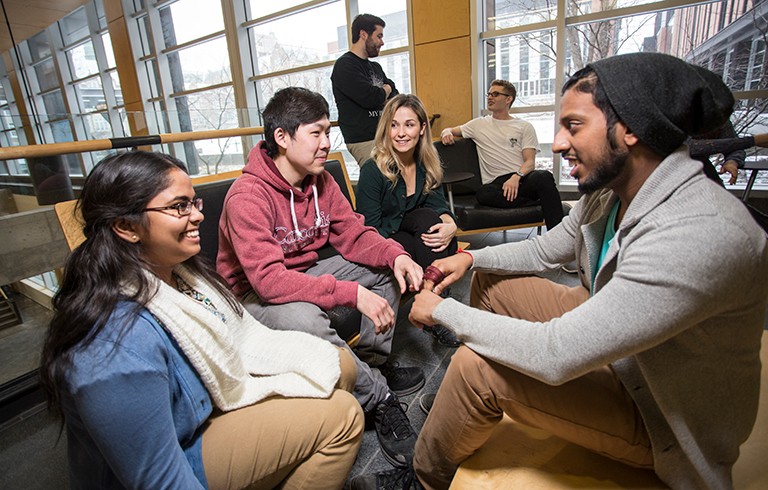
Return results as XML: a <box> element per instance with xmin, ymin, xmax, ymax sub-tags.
<box><xmin>351</xmin><ymin>53</ymin><xmax>768</xmax><ymax>489</ymax></box>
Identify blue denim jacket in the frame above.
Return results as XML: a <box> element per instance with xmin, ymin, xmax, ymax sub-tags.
<box><xmin>62</xmin><ymin>302</ymin><xmax>212</xmax><ymax>489</ymax></box>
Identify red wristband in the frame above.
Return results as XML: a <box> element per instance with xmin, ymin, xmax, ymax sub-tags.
<box><xmin>457</xmin><ymin>248</ymin><xmax>473</xmax><ymax>263</ymax></box>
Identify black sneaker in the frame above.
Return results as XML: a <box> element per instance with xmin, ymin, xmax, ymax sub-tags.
<box><xmin>423</xmin><ymin>325</ymin><xmax>461</xmax><ymax>348</ymax></box>
<box><xmin>379</xmin><ymin>361</ymin><xmax>425</xmax><ymax>396</ymax></box>
<box><xmin>347</xmin><ymin>465</ymin><xmax>424</xmax><ymax>490</ymax></box>
<box><xmin>374</xmin><ymin>392</ymin><xmax>417</xmax><ymax>468</ymax></box>
<box><xmin>418</xmin><ymin>393</ymin><xmax>435</xmax><ymax>415</ymax></box>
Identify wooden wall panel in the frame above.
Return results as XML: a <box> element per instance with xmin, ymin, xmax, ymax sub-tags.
<box><xmin>412</xmin><ymin>0</ymin><xmax>471</xmax><ymax>45</ymax></box>
<box><xmin>414</xmin><ymin>37</ymin><xmax>472</xmax><ymax>134</ymax></box>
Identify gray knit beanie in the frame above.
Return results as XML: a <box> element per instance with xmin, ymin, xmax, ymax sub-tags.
<box><xmin>588</xmin><ymin>53</ymin><xmax>734</xmax><ymax>157</ymax></box>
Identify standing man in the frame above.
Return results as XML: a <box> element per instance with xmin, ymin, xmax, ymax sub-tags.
<box><xmin>353</xmin><ymin>53</ymin><xmax>768</xmax><ymax>489</ymax></box>
<box><xmin>441</xmin><ymin>79</ymin><xmax>564</xmax><ymax>230</ymax></box>
<box><xmin>332</xmin><ymin>13</ymin><xmax>398</xmax><ymax>165</ymax></box>
<box><xmin>217</xmin><ymin>87</ymin><xmax>424</xmax><ymax>469</ymax></box>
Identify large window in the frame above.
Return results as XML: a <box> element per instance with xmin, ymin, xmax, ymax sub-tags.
<box><xmin>0</xmin><ymin>60</ymin><xmax>28</xmax><ymax>175</ymax></box>
<box><xmin>125</xmin><ymin>0</ymin><xmax>412</xmax><ymax>180</ymax></box>
<box><xmin>481</xmin><ymin>0</ymin><xmax>768</xmax><ymax>187</ymax></box>
<box><xmin>11</xmin><ymin>0</ymin><xmax>124</xmax><ymax>175</ymax></box>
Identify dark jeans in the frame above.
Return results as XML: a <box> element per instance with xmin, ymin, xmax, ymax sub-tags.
<box><xmin>475</xmin><ymin>170</ymin><xmax>563</xmax><ymax>230</ymax></box>
<box><xmin>391</xmin><ymin>207</ymin><xmax>458</xmax><ymax>269</ymax></box>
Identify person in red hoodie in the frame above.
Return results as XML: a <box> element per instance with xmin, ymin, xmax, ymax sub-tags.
<box><xmin>217</xmin><ymin>87</ymin><xmax>424</xmax><ymax>469</ymax></box>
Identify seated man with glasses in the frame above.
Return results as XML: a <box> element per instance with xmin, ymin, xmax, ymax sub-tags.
<box><xmin>440</xmin><ymin>79</ymin><xmax>564</xmax><ymax>231</ymax></box>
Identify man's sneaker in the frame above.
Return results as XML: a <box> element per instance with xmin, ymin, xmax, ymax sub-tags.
<box><xmin>374</xmin><ymin>392</ymin><xmax>417</xmax><ymax>468</ymax></box>
<box><xmin>418</xmin><ymin>393</ymin><xmax>436</xmax><ymax>415</ymax></box>
<box><xmin>380</xmin><ymin>361</ymin><xmax>425</xmax><ymax>396</ymax></box>
<box><xmin>423</xmin><ymin>325</ymin><xmax>461</xmax><ymax>348</ymax></box>
<box><xmin>347</xmin><ymin>465</ymin><xmax>424</xmax><ymax>490</ymax></box>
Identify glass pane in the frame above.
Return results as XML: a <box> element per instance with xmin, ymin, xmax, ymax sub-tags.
<box><xmin>74</xmin><ymin>77</ymin><xmax>106</xmax><ymax>112</ymax></box>
<box><xmin>249</xmin><ymin>2</ymin><xmax>346</xmax><ymax>75</ymax></box>
<box><xmin>60</xmin><ymin>7</ymin><xmax>89</xmax><ymax>46</ymax></box>
<box><xmin>50</xmin><ymin>120</ymin><xmax>83</xmax><ymax>176</ymax></box>
<box><xmin>564</xmin><ymin>3</ymin><xmax>767</xmax><ymax>95</ymax></box>
<box><xmin>567</xmin><ymin>0</ymin><xmax>671</xmax><ymax>17</ymax></box>
<box><xmin>168</xmin><ymin>37</ymin><xmax>231</xmax><ymax>92</ymax></box>
<box><xmin>67</xmin><ymin>41</ymin><xmax>99</xmax><ymax>79</ymax></box>
<box><xmin>109</xmin><ymin>70</ymin><xmax>124</xmax><ymax>106</ymax></box>
<box><xmin>95</xmin><ymin>0</ymin><xmax>107</xmax><ymax>30</ymax></box>
<box><xmin>143</xmin><ymin>59</ymin><xmax>161</xmax><ymax>98</ymax></box>
<box><xmin>353</xmin><ymin>0</ymin><xmax>409</xmax><ymax>49</ymax></box>
<box><xmin>732</xmin><ymin>99</ymin><xmax>768</xmax><ymax>186</ymax></box>
<box><xmin>0</xmin><ymin>108</ymin><xmax>11</xmax><ymax>128</ymax></box>
<box><xmin>484</xmin><ymin>30</ymin><xmax>556</xmax><ymax>107</ymax></box>
<box><xmin>174</xmin><ymin>86</ymin><xmax>238</xmax><ymax>132</ymax></box>
<box><xmin>137</xmin><ymin>15</ymin><xmax>154</xmax><ymax>56</ymax></box>
<box><xmin>0</xmin><ymin>82</ymin><xmax>7</xmax><ymax>104</ymax></box>
<box><xmin>34</xmin><ymin>58</ymin><xmax>58</xmax><ymax>93</ymax></box>
<box><xmin>27</xmin><ymin>31</ymin><xmax>52</xmax><ymax>62</ymax></box>
<box><xmin>485</xmin><ymin>0</ymin><xmax>557</xmax><ymax>30</ymax></box>
<box><xmin>15</xmin><ymin>159</ymin><xmax>30</xmax><ymax>175</ymax></box>
<box><xmin>376</xmin><ymin>52</ymin><xmax>411</xmax><ymax>100</ymax></box>
<box><xmin>42</xmin><ymin>91</ymin><xmax>67</xmax><ymax>120</ymax></box>
<box><xmin>255</xmin><ymin>65</ymin><xmax>336</xmax><ymax>120</ymax></box>
<box><xmin>83</xmin><ymin>112</ymin><xmax>114</xmax><ymax>140</ymax></box>
<box><xmin>248</xmin><ymin>0</ymin><xmax>309</xmax><ymax>19</ymax></box>
<box><xmin>159</xmin><ymin>0</ymin><xmax>224</xmax><ymax>48</ymax></box>
<box><xmin>102</xmin><ymin>33</ymin><xmax>116</xmax><ymax>69</ymax></box>
<box><xmin>255</xmin><ymin>52</ymin><xmax>411</xmax><ymax>123</ymax></box>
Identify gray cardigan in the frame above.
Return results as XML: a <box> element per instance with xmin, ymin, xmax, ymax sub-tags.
<box><xmin>434</xmin><ymin>148</ymin><xmax>768</xmax><ymax>489</ymax></box>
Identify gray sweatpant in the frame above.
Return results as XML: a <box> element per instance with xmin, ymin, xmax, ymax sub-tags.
<box><xmin>242</xmin><ymin>254</ymin><xmax>400</xmax><ymax>412</ymax></box>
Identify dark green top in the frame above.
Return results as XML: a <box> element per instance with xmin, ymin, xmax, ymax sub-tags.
<box><xmin>356</xmin><ymin>157</ymin><xmax>453</xmax><ymax>238</ymax></box>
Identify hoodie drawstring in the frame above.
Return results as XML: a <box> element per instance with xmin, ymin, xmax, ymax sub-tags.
<box><xmin>289</xmin><ymin>185</ymin><xmax>322</xmax><ymax>239</ymax></box>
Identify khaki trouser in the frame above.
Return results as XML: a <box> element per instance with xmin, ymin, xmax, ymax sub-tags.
<box><xmin>413</xmin><ymin>273</ymin><xmax>654</xmax><ymax>490</ymax></box>
<box><xmin>202</xmin><ymin>349</ymin><xmax>363</xmax><ymax>489</ymax></box>
<box><xmin>345</xmin><ymin>140</ymin><xmax>376</xmax><ymax>166</ymax></box>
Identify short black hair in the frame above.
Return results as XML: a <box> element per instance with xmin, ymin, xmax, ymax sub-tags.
<box><xmin>351</xmin><ymin>14</ymin><xmax>385</xmax><ymax>44</ymax></box>
<box><xmin>262</xmin><ymin>87</ymin><xmax>330</xmax><ymax>158</ymax></box>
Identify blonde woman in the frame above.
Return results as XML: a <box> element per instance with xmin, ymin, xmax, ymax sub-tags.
<box><xmin>357</xmin><ymin>94</ymin><xmax>460</xmax><ymax>348</ymax></box>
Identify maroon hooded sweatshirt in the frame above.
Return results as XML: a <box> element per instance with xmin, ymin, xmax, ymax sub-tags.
<box><xmin>217</xmin><ymin>142</ymin><xmax>406</xmax><ymax>310</ymax></box>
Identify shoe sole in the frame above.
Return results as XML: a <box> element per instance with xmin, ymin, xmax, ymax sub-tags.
<box><xmin>391</xmin><ymin>376</ymin><xmax>425</xmax><ymax>397</ymax></box>
<box><xmin>378</xmin><ymin>442</ymin><xmax>410</xmax><ymax>468</ymax></box>
<box><xmin>418</xmin><ymin>396</ymin><xmax>432</xmax><ymax>415</ymax></box>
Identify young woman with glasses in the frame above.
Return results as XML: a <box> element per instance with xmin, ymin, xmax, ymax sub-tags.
<box><xmin>39</xmin><ymin>150</ymin><xmax>364</xmax><ymax>489</ymax></box>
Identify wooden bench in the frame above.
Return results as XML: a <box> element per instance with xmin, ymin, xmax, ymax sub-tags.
<box><xmin>449</xmin><ymin>330</ymin><xmax>768</xmax><ymax>489</ymax></box>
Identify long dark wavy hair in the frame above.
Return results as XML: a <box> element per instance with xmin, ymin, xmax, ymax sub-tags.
<box><xmin>39</xmin><ymin>150</ymin><xmax>242</xmax><ymax>418</ymax></box>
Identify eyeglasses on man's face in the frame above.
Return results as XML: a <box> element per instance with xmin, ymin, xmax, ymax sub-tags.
<box><xmin>487</xmin><ymin>91</ymin><xmax>512</xmax><ymax>98</ymax></box>
<box><xmin>143</xmin><ymin>197</ymin><xmax>203</xmax><ymax>217</ymax></box>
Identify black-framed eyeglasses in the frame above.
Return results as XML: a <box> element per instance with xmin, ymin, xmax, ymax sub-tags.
<box><xmin>143</xmin><ymin>198</ymin><xmax>203</xmax><ymax>217</ymax></box>
<box><xmin>487</xmin><ymin>91</ymin><xmax>512</xmax><ymax>98</ymax></box>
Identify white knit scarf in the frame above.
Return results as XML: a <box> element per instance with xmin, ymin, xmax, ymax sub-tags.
<box><xmin>122</xmin><ymin>265</ymin><xmax>340</xmax><ymax>412</ymax></box>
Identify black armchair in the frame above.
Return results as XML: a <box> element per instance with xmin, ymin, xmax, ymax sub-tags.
<box><xmin>434</xmin><ymin>138</ymin><xmax>570</xmax><ymax>235</ymax></box>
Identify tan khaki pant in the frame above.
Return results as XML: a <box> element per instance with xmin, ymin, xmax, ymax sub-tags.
<box><xmin>345</xmin><ymin>140</ymin><xmax>376</xmax><ymax>166</ymax></box>
<box><xmin>202</xmin><ymin>349</ymin><xmax>363</xmax><ymax>489</ymax></box>
<box><xmin>413</xmin><ymin>274</ymin><xmax>653</xmax><ymax>490</ymax></box>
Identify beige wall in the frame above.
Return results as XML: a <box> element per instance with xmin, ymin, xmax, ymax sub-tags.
<box><xmin>412</xmin><ymin>0</ymin><xmax>473</xmax><ymax>134</ymax></box>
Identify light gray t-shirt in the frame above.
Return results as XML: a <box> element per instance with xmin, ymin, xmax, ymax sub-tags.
<box><xmin>460</xmin><ymin>115</ymin><xmax>540</xmax><ymax>184</ymax></box>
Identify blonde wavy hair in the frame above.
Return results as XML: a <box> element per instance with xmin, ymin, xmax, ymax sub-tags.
<box><xmin>373</xmin><ymin>94</ymin><xmax>443</xmax><ymax>193</ymax></box>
